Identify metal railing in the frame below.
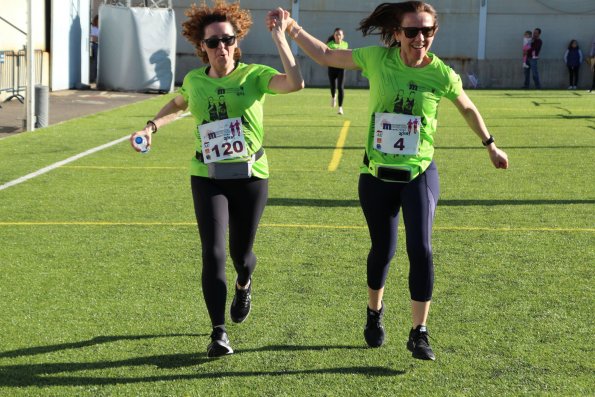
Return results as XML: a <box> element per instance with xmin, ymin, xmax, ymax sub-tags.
<box><xmin>102</xmin><ymin>0</ymin><xmax>172</xmax><ymax>7</ymax></box>
<box><xmin>0</xmin><ymin>49</ymin><xmax>43</xmax><ymax>103</ymax></box>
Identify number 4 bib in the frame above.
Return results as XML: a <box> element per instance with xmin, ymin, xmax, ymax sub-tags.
<box><xmin>374</xmin><ymin>113</ymin><xmax>421</xmax><ymax>155</ymax></box>
<box><xmin>198</xmin><ymin>117</ymin><xmax>248</xmax><ymax>164</ymax></box>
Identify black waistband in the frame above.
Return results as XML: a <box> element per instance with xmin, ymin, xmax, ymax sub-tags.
<box><xmin>196</xmin><ymin>147</ymin><xmax>265</xmax><ymax>163</ymax></box>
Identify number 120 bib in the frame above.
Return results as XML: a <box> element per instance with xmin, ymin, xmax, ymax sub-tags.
<box><xmin>374</xmin><ymin>113</ymin><xmax>421</xmax><ymax>155</ymax></box>
<box><xmin>198</xmin><ymin>117</ymin><xmax>247</xmax><ymax>164</ymax></box>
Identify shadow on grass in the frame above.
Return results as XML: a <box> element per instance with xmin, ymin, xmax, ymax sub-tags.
<box><xmin>0</xmin><ymin>334</ymin><xmax>202</xmax><ymax>359</ymax></box>
<box><xmin>267</xmin><ymin>198</ymin><xmax>595</xmax><ymax>207</ymax></box>
<box><xmin>0</xmin><ymin>337</ymin><xmax>404</xmax><ymax>387</ymax></box>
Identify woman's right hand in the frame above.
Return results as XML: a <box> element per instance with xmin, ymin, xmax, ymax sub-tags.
<box><xmin>266</xmin><ymin>8</ymin><xmax>291</xmax><ymax>33</ymax></box>
<box><xmin>129</xmin><ymin>127</ymin><xmax>152</xmax><ymax>152</ymax></box>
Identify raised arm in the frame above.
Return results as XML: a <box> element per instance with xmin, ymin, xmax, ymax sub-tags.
<box><xmin>130</xmin><ymin>94</ymin><xmax>188</xmax><ymax>152</ymax></box>
<box><xmin>266</xmin><ymin>8</ymin><xmax>305</xmax><ymax>94</ymax></box>
<box><xmin>451</xmin><ymin>90</ymin><xmax>509</xmax><ymax>169</ymax></box>
<box><xmin>266</xmin><ymin>9</ymin><xmax>359</xmax><ymax>70</ymax></box>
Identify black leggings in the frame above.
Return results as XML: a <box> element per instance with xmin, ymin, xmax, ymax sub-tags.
<box><xmin>567</xmin><ymin>65</ymin><xmax>579</xmax><ymax>86</ymax></box>
<box><xmin>191</xmin><ymin>176</ymin><xmax>268</xmax><ymax>326</ymax></box>
<box><xmin>358</xmin><ymin>162</ymin><xmax>439</xmax><ymax>302</ymax></box>
<box><xmin>328</xmin><ymin>67</ymin><xmax>345</xmax><ymax>106</ymax></box>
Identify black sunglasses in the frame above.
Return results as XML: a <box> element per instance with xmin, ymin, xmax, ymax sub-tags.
<box><xmin>203</xmin><ymin>35</ymin><xmax>236</xmax><ymax>49</ymax></box>
<box><xmin>400</xmin><ymin>26</ymin><xmax>436</xmax><ymax>39</ymax></box>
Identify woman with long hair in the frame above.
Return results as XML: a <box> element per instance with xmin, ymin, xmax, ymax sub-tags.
<box><xmin>267</xmin><ymin>1</ymin><xmax>508</xmax><ymax>360</ymax></box>
<box><xmin>326</xmin><ymin>28</ymin><xmax>349</xmax><ymax>114</ymax></box>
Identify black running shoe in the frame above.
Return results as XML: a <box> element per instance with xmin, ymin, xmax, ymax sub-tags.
<box><xmin>230</xmin><ymin>279</ymin><xmax>251</xmax><ymax>323</ymax></box>
<box><xmin>207</xmin><ymin>327</ymin><xmax>233</xmax><ymax>358</ymax></box>
<box><xmin>364</xmin><ymin>304</ymin><xmax>385</xmax><ymax>348</ymax></box>
<box><xmin>407</xmin><ymin>325</ymin><xmax>435</xmax><ymax>360</ymax></box>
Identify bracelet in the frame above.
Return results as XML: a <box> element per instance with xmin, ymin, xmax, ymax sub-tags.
<box><xmin>146</xmin><ymin>120</ymin><xmax>158</xmax><ymax>134</ymax></box>
<box><xmin>482</xmin><ymin>135</ymin><xmax>495</xmax><ymax>146</ymax></box>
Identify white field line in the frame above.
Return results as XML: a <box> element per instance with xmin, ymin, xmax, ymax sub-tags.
<box><xmin>0</xmin><ymin>112</ymin><xmax>191</xmax><ymax>192</ymax></box>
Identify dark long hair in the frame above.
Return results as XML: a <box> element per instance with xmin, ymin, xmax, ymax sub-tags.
<box><xmin>568</xmin><ymin>39</ymin><xmax>579</xmax><ymax>50</ymax></box>
<box><xmin>327</xmin><ymin>27</ymin><xmax>342</xmax><ymax>44</ymax></box>
<box><xmin>358</xmin><ymin>1</ymin><xmax>438</xmax><ymax>47</ymax></box>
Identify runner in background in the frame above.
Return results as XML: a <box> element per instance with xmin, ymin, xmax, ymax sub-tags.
<box><xmin>326</xmin><ymin>28</ymin><xmax>349</xmax><ymax>115</ymax></box>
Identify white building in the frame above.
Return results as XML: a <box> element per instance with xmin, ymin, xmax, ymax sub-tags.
<box><xmin>1</xmin><ymin>0</ymin><xmax>594</xmax><ymax>101</ymax></box>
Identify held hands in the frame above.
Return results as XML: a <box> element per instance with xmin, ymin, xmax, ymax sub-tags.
<box><xmin>266</xmin><ymin>8</ymin><xmax>292</xmax><ymax>34</ymax></box>
<box><xmin>487</xmin><ymin>146</ymin><xmax>509</xmax><ymax>169</ymax></box>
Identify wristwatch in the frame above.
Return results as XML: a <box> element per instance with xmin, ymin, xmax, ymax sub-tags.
<box><xmin>482</xmin><ymin>135</ymin><xmax>495</xmax><ymax>146</ymax></box>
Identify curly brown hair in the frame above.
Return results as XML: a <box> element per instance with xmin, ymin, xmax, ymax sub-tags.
<box><xmin>182</xmin><ymin>0</ymin><xmax>253</xmax><ymax>64</ymax></box>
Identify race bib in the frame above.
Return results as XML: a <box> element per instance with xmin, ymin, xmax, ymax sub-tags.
<box><xmin>198</xmin><ymin>117</ymin><xmax>247</xmax><ymax>164</ymax></box>
<box><xmin>374</xmin><ymin>113</ymin><xmax>421</xmax><ymax>155</ymax></box>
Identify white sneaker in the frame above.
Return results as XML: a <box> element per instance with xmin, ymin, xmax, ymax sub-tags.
<box><xmin>331</xmin><ymin>97</ymin><xmax>336</xmax><ymax>108</ymax></box>
<box><xmin>338</xmin><ymin>106</ymin><xmax>343</xmax><ymax>115</ymax></box>
<box><xmin>568</xmin><ymin>86</ymin><xmax>573</xmax><ymax>90</ymax></box>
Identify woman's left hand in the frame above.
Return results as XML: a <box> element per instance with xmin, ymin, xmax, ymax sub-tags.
<box><xmin>487</xmin><ymin>146</ymin><xmax>509</xmax><ymax>169</ymax></box>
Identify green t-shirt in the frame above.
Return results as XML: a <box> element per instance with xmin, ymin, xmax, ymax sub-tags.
<box><xmin>327</xmin><ymin>40</ymin><xmax>349</xmax><ymax>50</ymax></box>
<box><xmin>352</xmin><ymin>46</ymin><xmax>462</xmax><ymax>176</ymax></box>
<box><xmin>179</xmin><ymin>62</ymin><xmax>278</xmax><ymax>178</ymax></box>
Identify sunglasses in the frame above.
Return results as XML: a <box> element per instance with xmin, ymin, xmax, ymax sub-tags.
<box><xmin>400</xmin><ymin>26</ymin><xmax>436</xmax><ymax>39</ymax></box>
<box><xmin>203</xmin><ymin>35</ymin><xmax>236</xmax><ymax>49</ymax></box>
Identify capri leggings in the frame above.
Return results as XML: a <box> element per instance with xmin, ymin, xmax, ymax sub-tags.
<box><xmin>191</xmin><ymin>175</ymin><xmax>268</xmax><ymax>326</ymax></box>
<box><xmin>328</xmin><ymin>67</ymin><xmax>345</xmax><ymax>106</ymax></box>
<box><xmin>358</xmin><ymin>161</ymin><xmax>439</xmax><ymax>302</ymax></box>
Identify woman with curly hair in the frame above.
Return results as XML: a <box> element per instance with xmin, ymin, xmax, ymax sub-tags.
<box><xmin>268</xmin><ymin>1</ymin><xmax>508</xmax><ymax>360</ymax></box>
<box><xmin>130</xmin><ymin>1</ymin><xmax>303</xmax><ymax>358</ymax></box>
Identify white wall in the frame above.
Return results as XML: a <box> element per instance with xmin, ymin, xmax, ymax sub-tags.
<box><xmin>173</xmin><ymin>0</ymin><xmax>595</xmax><ymax>88</ymax></box>
<box><xmin>0</xmin><ymin>0</ymin><xmax>46</xmax><ymax>51</ymax></box>
<box><xmin>50</xmin><ymin>0</ymin><xmax>90</xmax><ymax>90</ymax></box>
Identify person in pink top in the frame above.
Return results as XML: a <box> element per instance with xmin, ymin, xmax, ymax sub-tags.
<box><xmin>522</xmin><ymin>30</ymin><xmax>532</xmax><ymax>69</ymax></box>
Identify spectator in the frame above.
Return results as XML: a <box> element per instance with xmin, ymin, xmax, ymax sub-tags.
<box><xmin>90</xmin><ymin>15</ymin><xmax>99</xmax><ymax>84</ymax></box>
<box><xmin>563</xmin><ymin>39</ymin><xmax>583</xmax><ymax>89</ymax></box>
<box><xmin>589</xmin><ymin>36</ymin><xmax>595</xmax><ymax>93</ymax></box>
<box><xmin>524</xmin><ymin>28</ymin><xmax>542</xmax><ymax>89</ymax></box>
<box><xmin>522</xmin><ymin>30</ymin><xmax>532</xmax><ymax>69</ymax></box>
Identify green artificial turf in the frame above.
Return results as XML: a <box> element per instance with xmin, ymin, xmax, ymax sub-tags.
<box><xmin>0</xmin><ymin>88</ymin><xmax>593</xmax><ymax>396</ymax></box>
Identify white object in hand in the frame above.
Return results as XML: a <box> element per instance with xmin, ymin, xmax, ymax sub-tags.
<box><xmin>134</xmin><ymin>135</ymin><xmax>150</xmax><ymax>153</ymax></box>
